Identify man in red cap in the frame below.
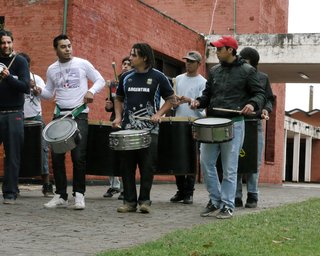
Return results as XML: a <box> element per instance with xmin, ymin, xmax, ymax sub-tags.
<box><xmin>191</xmin><ymin>36</ymin><xmax>265</xmax><ymax>219</ymax></box>
<box><xmin>210</xmin><ymin>35</ymin><xmax>238</xmax><ymax>50</ymax></box>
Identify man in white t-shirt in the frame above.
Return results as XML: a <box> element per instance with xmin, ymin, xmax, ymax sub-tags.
<box><xmin>20</xmin><ymin>52</ymin><xmax>54</xmax><ymax>197</ymax></box>
<box><xmin>35</xmin><ymin>34</ymin><xmax>105</xmax><ymax>210</ymax></box>
<box><xmin>170</xmin><ymin>51</ymin><xmax>206</xmax><ymax>204</ymax></box>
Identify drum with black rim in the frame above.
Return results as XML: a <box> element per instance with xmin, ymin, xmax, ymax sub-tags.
<box><xmin>20</xmin><ymin>120</ymin><xmax>42</xmax><ymax>177</ymax></box>
<box><xmin>155</xmin><ymin>117</ymin><xmax>197</xmax><ymax>175</ymax></box>
<box><xmin>86</xmin><ymin>121</ymin><xmax>122</xmax><ymax>176</ymax></box>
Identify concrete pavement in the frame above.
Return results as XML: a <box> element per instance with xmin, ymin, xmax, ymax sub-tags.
<box><xmin>1</xmin><ymin>182</ymin><xmax>320</xmax><ymax>256</ymax></box>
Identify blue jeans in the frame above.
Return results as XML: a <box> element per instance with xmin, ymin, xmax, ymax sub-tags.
<box><xmin>236</xmin><ymin>120</ymin><xmax>264</xmax><ymax>200</ymax></box>
<box><xmin>200</xmin><ymin>120</ymin><xmax>245</xmax><ymax>209</ymax></box>
<box><xmin>0</xmin><ymin>111</ymin><xmax>24</xmax><ymax>199</ymax></box>
<box><xmin>109</xmin><ymin>176</ymin><xmax>121</xmax><ymax>190</ymax></box>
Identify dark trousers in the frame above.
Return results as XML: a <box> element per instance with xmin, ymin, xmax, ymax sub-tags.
<box><xmin>175</xmin><ymin>175</ymin><xmax>195</xmax><ymax>196</ymax></box>
<box><xmin>51</xmin><ymin>114</ymin><xmax>88</xmax><ymax>199</ymax></box>
<box><xmin>121</xmin><ymin>134</ymin><xmax>157</xmax><ymax>206</ymax></box>
<box><xmin>0</xmin><ymin>111</ymin><xmax>24</xmax><ymax>199</ymax></box>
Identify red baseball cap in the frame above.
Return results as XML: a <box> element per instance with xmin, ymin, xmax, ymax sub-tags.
<box><xmin>210</xmin><ymin>36</ymin><xmax>238</xmax><ymax>50</ymax></box>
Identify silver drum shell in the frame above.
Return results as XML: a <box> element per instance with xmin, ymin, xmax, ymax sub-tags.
<box><xmin>192</xmin><ymin>117</ymin><xmax>234</xmax><ymax>143</ymax></box>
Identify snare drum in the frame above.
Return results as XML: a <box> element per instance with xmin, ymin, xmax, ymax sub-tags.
<box><xmin>192</xmin><ymin>117</ymin><xmax>233</xmax><ymax>143</ymax></box>
<box><xmin>20</xmin><ymin>120</ymin><xmax>42</xmax><ymax>177</ymax></box>
<box><xmin>86</xmin><ymin>121</ymin><xmax>122</xmax><ymax>176</ymax></box>
<box><xmin>109</xmin><ymin>129</ymin><xmax>151</xmax><ymax>151</ymax></box>
<box><xmin>156</xmin><ymin>117</ymin><xmax>197</xmax><ymax>175</ymax></box>
<box><xmin>42</xmin><ymin>118</ymin><xmax>81</xmax><ymax>154</ymax></box>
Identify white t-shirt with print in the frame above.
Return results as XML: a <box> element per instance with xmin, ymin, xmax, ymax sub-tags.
<box><xmin>24</xmin><ymin>72</ymin><xmax>45</xmax><ymax>118</ymax></box>
<box><xmin>42</xmin><ymin>57</ymin><xmax>105</xmax><ymax>114</ymax></box>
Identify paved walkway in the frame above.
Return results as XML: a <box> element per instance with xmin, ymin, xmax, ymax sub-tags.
<box><xmin>1</xmin><ymin>182</ymin><xmax>320</xmax><ymax>256</ymax></box>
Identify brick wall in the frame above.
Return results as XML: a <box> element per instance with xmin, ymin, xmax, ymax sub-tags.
<box><xmin>0</xmin><ymin>0</ymin><xmax>205</xmax><ymax>180</ymax></box>
<box><xmin>143</xmin><ymin>0</ymin><xmax>288</xmax><ymax>34</ymax></box>
<box><xmin>260</xmin><ymin>84</ymin><xmax>286</xmax><ymax>184</ymax></box>
<box><xmin>289</xmin><ymin>112</ymin><xmax>320</xmax><ymax>127</ymax></box>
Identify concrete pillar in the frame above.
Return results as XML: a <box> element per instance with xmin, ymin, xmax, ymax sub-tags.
<box><xmin>304</xmin><ymin>136</ymin><xmax>312</xmax><ymax>182</ymax></box>
<box><xmin>283</xmin><ymin>129</ymin><xmax>288</xmax><ymax>181</ymax></box>
<box><xmin>292</xmin><ymin>133</ymin><xmax>301</xmax><ymax>182</ymax></box>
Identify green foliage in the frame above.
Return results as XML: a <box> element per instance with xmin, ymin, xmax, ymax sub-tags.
<box><xmin>97</xmin><ymin>198</ymin><xmax>320</xmax><ymax>256</ymax></box>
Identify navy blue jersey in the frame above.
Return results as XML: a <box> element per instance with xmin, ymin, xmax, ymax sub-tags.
<box><xmin>116</xmin><ymin>68</ymin><xmax>173</xmax><ymax>130</ymax></box>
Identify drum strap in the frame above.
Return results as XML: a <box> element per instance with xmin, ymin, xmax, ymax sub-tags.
<box><xmin>231</xmin><ymin>116</ymin><xmax>244</xmax><ymax>122</ymax></box>
<box><xmin>55</xmin><ymin>103</ymin><xmax>87</xmax><ymax>118</ymax></box>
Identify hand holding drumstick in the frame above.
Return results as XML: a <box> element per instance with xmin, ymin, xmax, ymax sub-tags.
<box><xmin>211</xmin><ymin>106</ymin><xmax>256</xmax><ymax>116</ymax></box>
<box><xmin>30</xmin><ymin>73</ymin><xmax>42</xmax><ymax>96</ymax></box>
<box><xmin>239</xmin><ymin>104</ymin><xmax>255</xmax><ymax>115</ymax></box>
<box><xmin>261</xmin><ymin>109</ymin><xmax>270</xmax><ymax>120</ymax></box>
<box><xmin>176</xmin><ymin>95</ymin><xmax>192</xmax><ymax>106</ymax></box>
<box><xmin>105</xmin><ymin>80</ymin><xmax>113</xmax><ymax>111</ymax></box>
<box><xmin>111</xmin><ymin>118</ymin><xmax>122</xmax><ymax>129</ymax></box>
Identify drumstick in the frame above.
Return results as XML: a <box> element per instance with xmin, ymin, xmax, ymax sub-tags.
<box><xmin>112</xmin><ymin>62</ymin><xmax>119</xmax><ymax>83</ymax></box>
<box><xmin>212</xmin><ymin>107</ymin><xmax>256</xmax><ymax>115</ymax></box>
<box><xmin>105</xmin><ymin>80</ymin><xmax>111</xmax><ymax>99</ymax></box>
<box><xmin>60</xmin><ymin>104</ymin><xmax>85</xmax><ymax>121</ymax></box>
<box><xmin>31</xmin><ymin>72</ymin><xmax>38</xmax><ymax>90</ymax></box>
<box><xmin>132</xmin><ymin>115</ymin><xmax>151</xmax><ymax>121</ymax></box>
<box><xmin>172</xmin><ymin>77</ymin><xmax>177</xmax><ymax>95</ymax></box>
<box><xmin>7</xmin><ymin>53</ymin><xmax>17</xmax><ymax>70</ymax></box>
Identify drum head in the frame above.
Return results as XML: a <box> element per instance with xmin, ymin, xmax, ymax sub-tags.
<box><xmin>194</xmin><ymin>117</ymin><xmax>232</xmax><ymax>126</ymax></box>
<box><xmin>43</xmin><ymin>118</ymin><xmax>77</xmax><ymax>142</ymax></box>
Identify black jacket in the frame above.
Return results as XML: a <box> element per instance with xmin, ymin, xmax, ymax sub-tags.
<box><xmin>0</xmin><ymin>54</ymin><xmax>30</xmax><ymax>111</ymax></box>
<box><xmin>197</xmin><ymin>57</ymin><xmax>265</xmax><ymax>118</ymax></box>
<box><xmin>258</xmin><ymin>71</ymin><xmax>274</xmax><ymax>113</ymax></box>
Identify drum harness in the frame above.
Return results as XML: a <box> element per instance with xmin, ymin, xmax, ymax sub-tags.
<box><xmin>54</xmin><ymin>103</ymin><xmax>87</xmax><ymax>120</ymax></box>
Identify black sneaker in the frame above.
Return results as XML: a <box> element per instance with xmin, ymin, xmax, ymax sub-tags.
<box><xmin>183</xmin><ymin>195</ymin><xmax>193</xmax><ymax>204</ymax></box>
<box><xmin>245</xmin><ymin>198</ymin><xmax>257</xmax><ymax>208</ymax></box>
<box><xmin>42</xmin><ymin>183</ymin><xmax>54</xmax><ymax>197</ymax></box>
<box><xmin>103</xmin><ymin>188</ymin><xmax>120</xmax><ymax>198</ymax></box>
<box><xmin>235</xmin><ymin>197</ymin><xmax>243</xmax><ymax>207</ymax></box>
<box><xmin>170</xmin><ymin>192</ymin><xmax>184</xmax><ymax>202</ymax></box>
<box><xmin>216</xmin><ymin>206</ymin><xmax>233</xmax><ymax>219</ymax></box>
<box><xmin>200</xmin><ymin>200</ymin><xmax>219</xmax><ymax>217</ymax></box>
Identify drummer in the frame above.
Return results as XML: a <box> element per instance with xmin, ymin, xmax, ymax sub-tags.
<box><xmin>35</xmin><ymin>34</ymin><xmax>105</xmax><ymax>210</ymax></box>
<box><xmin>20</xmin><ymin>52</ymin><xmax>54</xmax><ymax>197</ymax></box>
<box><xmin>190</xmin><ymin>36</ymin><xmax>265</xmax><ymax>219</ymax></box>
<box><xmin>0</xmin><ymin>30</ymin><xmax>30</xmax><ymax>204</ymax></box>
<box><xmin>170</xmin><ymin>51</ymin><xmax>206</xmax><ymax>205</ymax></box>
<box><xmin>112</xmin><ymin>43</ymin><xmax>175</xmax><ymax>214</ymax></box>
<box><xmin>103</xmin><ymin>56</ymin><xmax>132</xmax><ymax>200</ymax></box>
<box><xmin>235</xmin><ymin>47</ymin><xmax>274</xmax><ymax>208</ymax></box>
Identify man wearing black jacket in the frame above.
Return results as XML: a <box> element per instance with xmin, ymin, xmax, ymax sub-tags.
<box><xmin>191</xmin><ymin>36</ymin><xmax>265</xmax><ymax>219</ymax></box>
<box><xmin>235</xmin><ymin>47</ymin><xmax>274</xmax><ymax>208</ymax></box>
<box><xmin>0</xmin><ymin>29</ymin><xmax>30</xmax><ymax>204</ymax></box>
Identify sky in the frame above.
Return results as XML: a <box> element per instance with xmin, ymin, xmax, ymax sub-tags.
<box><xmin>286</xmin><ymin>0</ymin><xmax>320</xmax><ymax>111</ymax></box>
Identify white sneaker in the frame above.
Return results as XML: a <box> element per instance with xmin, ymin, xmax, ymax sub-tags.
<box><xmin>44</xmin><ymin>194</ymin><xmax>68</xmax><ymax>209</ymax></box>
<box><xmin>73</xmin><ymin>192</ymin><xmax>85</xmax><ymax>210</ymax></box>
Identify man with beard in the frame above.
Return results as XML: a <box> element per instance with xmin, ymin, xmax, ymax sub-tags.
<box><xmin>0</xmin><ymin>30</ymin><xmax>30</xmax><ymax>204</ymax></box>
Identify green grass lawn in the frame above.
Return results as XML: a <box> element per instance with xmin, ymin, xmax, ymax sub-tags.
<box><xmin>98</xmin><ymin>198</ymin><xmax>320</xmax><ymax>256</ymax></box>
